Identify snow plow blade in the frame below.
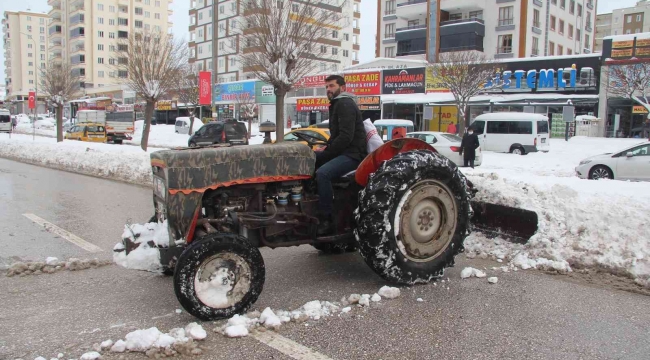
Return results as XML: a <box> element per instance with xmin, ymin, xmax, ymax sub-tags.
<box><xmin>470</xmin><ymin>201</ymin><xmax>538</xmax><ymax>244</ymax></box>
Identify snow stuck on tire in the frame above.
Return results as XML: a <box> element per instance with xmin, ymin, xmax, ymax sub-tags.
<box><xmin>464</xmin><ymin>172</ymin><xmax>650</xmax><ymax>287</ymax></box>
<box><xmin>113</xmin><ymin>220</ymin><xmax>170</xmax><ymax>273</ymax></box>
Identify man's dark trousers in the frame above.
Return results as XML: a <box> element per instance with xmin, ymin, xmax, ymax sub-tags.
<box><xmin>463</xmin><ymin>159</ymin><xmax>475</xmax><ymax>168</ymax></box>
<box><xmin>315</xmin><ymin>152</ymin><xmax>360</xmax><ymax>215</ymax></box>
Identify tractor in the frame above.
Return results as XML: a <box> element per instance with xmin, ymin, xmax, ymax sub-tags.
<box><xmin>118</xmin><ymin>134</ymin><xmax>537</xmax><ymax>320</ymax></box>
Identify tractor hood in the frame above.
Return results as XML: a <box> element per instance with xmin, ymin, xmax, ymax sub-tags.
<box><xmin>150</xmin><ymin>142</ymin><xmax>316</xmax><ymax>193</ymax></box>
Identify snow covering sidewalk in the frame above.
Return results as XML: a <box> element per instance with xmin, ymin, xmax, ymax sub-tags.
<box><xmin>461</xmin><ymin>137</ymin><xmax>650</xmax><ymax>287</ymax></box>
<box><xmin>0</xmin><ymin>133</ymin><xmax>155</xmax><ymax>186</ymax></box>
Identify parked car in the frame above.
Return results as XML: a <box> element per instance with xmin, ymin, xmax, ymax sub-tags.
<box><xmin>308</xmin><ymin>121</ymin><xmax>329</xmax><ymax>129</ymax></box>
<box><xmin>64</xmin><ymin>123</ymin><xmax>107</xmax><ymax>143</ymax></box>
<box><xmin>277</xmin><ymin>128</ymin><xmax>330</xmax><ymax>151</ymax></box>
<box><xmin>374</xmin><ymin>119</ymin><xmax>415</xmax><ymax>141</ymax></box>
<box><xmin>407</xmin><ymin>131</ymin><xmax>482</xmax><ymax>167</ymax></box>
<box><xmin>469</xmin><ymin>113</ymin><xmax>550</xmax><ymax>155</ymax></box>
<box><xmin>575</xmin><ymin>141</ymin><xmax>650</xmax><ymax>181</ymax></box>
<box><xmin>0</xmin><ymin>109</ymin><xmax>11</xmax><ymax>133</ymax></box>
<box><xmin>175</xmin><ymin>117</ymin><xmax>192</xmax><ymax>134</ymax></box>
<box><xmin>188</xmin><ymin>120</ymin><xmax>248</xmax><ymax>147</ymax></box>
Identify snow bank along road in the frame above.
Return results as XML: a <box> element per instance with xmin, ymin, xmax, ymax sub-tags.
<box><xmin>2</xmin><ymin>133</ymin><xmax>649</xmax><ymax>287</ymax></box>
<box><xmin>2</xmin><ymin>148</ymin><xmax>650</xmax><ymax>359</ymax></box>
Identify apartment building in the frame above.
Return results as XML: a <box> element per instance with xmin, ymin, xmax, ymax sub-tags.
<box><xmin>188</xmin><ymin>0</ymin><xmax>361</xmax><ymax>84</ymax></box>
<box><xmin>376</xmin><ymin>0</ymin><xmax>597</xmax><ymax>61</ymax></box>
<box><xmin>595</xmin><ymin>0</ymin><xmax>650</xmax><ymax>52</ymax></box>
<box><xmin>47</xmin><ymin>0</ymin><xmax>173</xmax><ymax>100</ymax></box>
<box><xmin>2</xmin><ymin>10</ymin><xmax>50</xmax><ymax>110</ymax></box>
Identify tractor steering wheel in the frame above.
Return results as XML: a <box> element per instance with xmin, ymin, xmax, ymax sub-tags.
<box><xmin>292</xmin><ymin>131</ymin><xmax>328</xmax><ymax>150</ymax></box>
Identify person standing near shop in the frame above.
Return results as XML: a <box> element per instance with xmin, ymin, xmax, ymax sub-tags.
<box><xmin>459</xmin><ymin>128</ymin><xmax>480</xmax><ymax>168</ymax></box>
<box><xmin>447</xmin><ymin>122</ymin><xmax>457</xmax><ymax>135</ymax></box>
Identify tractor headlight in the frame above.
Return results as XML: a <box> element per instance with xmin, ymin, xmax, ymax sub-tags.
<box><xmin>579</xmin><ymin>159</ymin><xmax>592</xmax><ymax>166</ymax></box>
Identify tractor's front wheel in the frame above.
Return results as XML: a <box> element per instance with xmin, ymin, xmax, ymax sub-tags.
<box><xmin>173</xmin><ymin>233</ymin><xmax>265</xmax><ymax>320</ymax></box>
<box><xmin>355</xmin><ymin>150</ymin><xmax>472</xmax><ymax>284</ymax></box>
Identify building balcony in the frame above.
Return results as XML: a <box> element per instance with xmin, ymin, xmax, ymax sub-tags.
<box><xmin>49</xmin><ymin>6</ymin><xmax>62</xmax><ymax>19</ymax></box>
<box><xmin>50</xmin><ymin>41</ymin><xmax>62</xmax><ymax>51</ymax></box>
<box><xmin>70</xmin><ymin>45</ymin><xmax>85</xmax><ymax>55</ymax></box>
<box><xmin>396</xmin><ymin>0</ymin><xmax>427</xmax><ymax>19</ymax></box>
<box><xmin>396</xmin><ymin>49</ymin><xmax>426</xmax><ymax>57</ymax></box>
<box><xmin>70</xmin><ymin>0</ymin><xmax>83</xmax><ymax>7</ymax></box>
<box><xmin>70</xmin><ymin>5</ymin><xmax>85</xmax><ymax>17</ymax></box>
<box><xmin>495</xmin><ymin>46</ymin><xmax>514</xmax><ymax>58</ymax></box>
<box><xmin>395</xmin><ymin>24</ymin><xmax>427</xmax><ymax>42</ymax></box>
<box><xmin>531</xmin><ymin>48</ymin><xmax>539</xmax><ymax>56</ymax></box>
<box><xmin>47</xmin><ymin>0</ymin><xmax>61</xmax><ymax>6</ymax></box>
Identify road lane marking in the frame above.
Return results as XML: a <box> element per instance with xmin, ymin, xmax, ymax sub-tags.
<box><xmin>22</xmin><ymin>213</ymin><xmax>103</xmax><ymax>253</ymax></box>
<box><xmin>252</xmin><ymin>331</ymin><xmax>334</xmax><ymax>360</ymax></box>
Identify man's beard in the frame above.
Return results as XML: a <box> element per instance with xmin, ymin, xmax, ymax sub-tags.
<box><xmin>327</xmin><ymin>89</ymin><xmax>341</xmax><ymax>99</ymax></box>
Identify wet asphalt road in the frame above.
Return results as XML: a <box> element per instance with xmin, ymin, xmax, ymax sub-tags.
<box><xmin>1</xmin><ymin>158</ymin><xmax>649</xmax><ymax>360</ymax></box>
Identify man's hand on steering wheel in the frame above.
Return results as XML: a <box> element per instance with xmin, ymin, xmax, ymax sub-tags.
<box><xmin>292</xmin><ymin>132</ymin><xmax>328</xmax><ymax>149</ymax></box>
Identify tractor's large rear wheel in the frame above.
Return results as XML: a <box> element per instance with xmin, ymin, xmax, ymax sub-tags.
<box><xmin>173</xmin><ymin>233</ymin><xmax>265</xmax><ymax>320</ymax></box>
<box><xmin>355</xmin><ymin>150</ymin><xmax>472</xmax><ymax>284</ymax></box>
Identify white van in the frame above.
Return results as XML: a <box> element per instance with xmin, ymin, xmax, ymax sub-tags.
<box><xmin>175</xmin><ymin>117</ymin><xmax>191</xmax><ymax>134</ymax></box>
<box><xmin>469</xmin><ymin>112</ymin><xmax>550</xmax><ymax>155</ymax></box>
<box><xmin>0</xmin><ymin>109</ymin><xmax>12</xmax><ymax>133</ymax></box>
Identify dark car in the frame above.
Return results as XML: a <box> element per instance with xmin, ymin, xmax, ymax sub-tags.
<box><xmin>188</xmin><ymin>120</ymin><xmax>248</xmax><ymax>147</ymax></box>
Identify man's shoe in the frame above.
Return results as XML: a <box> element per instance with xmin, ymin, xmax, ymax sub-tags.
<box><xmin>317</xmin><ymin>215</ymin><xmax>334</xmax><ymax>236</ymax></box>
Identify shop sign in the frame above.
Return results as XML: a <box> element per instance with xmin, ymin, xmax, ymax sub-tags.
<box><xmin>633</xmin><ymin>105</ymin><xmax>649</xmax><ymax>114</ymax></box>
<box><xmin>357</xmin><ymin>96</ymin><xmax>380</xmax><ymax>111</ymax></box>
<box><xmin>636</xmin><ymin>38</ymin><xmax>650</xmax><ymax>47</ymax></box>
<box><xmin>612</xmin><ymin>40</ymin><xmax>634</xmax><ymax>49</ymax></box>
<box><xmin>214</xmin><ymin>81</ymin><xmax>256</xmax><ymax>102</ymax></box>
<box><xmin>382</xmin><ymin>68</ymin><xmax>426</xmax><ymax>94</ymax></box>
<box><xmin>296</xmin><ymin>97</ymin><xmax>329</xmax><ymax>111</ymax></box>
<box><xmin>344</xmin><ymin>71</ymin><xmax>381</xmax><ymax>95</ymax></box>
<box><xmin>636</xmin><ymin>47</ymin><xmax>650</xmax><ymax>57</ymax></box>
<box><xmin>296</xmin><ymin>75</ymin><xmax>327</xmax><ymax>88</ymax></box>
<box><xmin>425</xmin><ymin>67</ymin><xmax>450</xmax><ymax>93</ymax></box>
<box><xmin>484</xmin><ymin>68</ymin><xmax>579</xmax><ymax>89</ymax></box>
<box><xmin>612</xmin><ymin>48</ymin><xmax>634</xmax><ymax>58</ymax></box>
<box><xmin>255</xmin><ymin>81</ymin><xmax>276</xmax><ymax>103</ymax></box>
<box><xmin>156</xmin><ymin>100</ymin><xmax>177</xmax><ymax>111</ymax></box>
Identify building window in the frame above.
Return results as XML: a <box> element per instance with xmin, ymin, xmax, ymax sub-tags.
<box><xmin>636</xmin><ymin>28</ymin><xmax>642</xmax><ymax>33</ymax></box>
<box><xmin>343</xmin><ymin>49</ymin><xmax>349</xmax><ymax>57</ymax></box>
<box><xmin>155</xmin><ymin>13</ymin><xmax>161</xmax><ymax>20</ymax></box>
<box><xmin>385</xmin><ymin>46</ymin><xmax>395</xmax><ymax>58</ymax></box>
<box><xmin>145</xmin><ymin>11</ymin><xmax>151</xmax><ymax>18</ymax></box>
<box><xmin>109</xmin><ymin>5</ymin><xmax>116</xmax><ymax>12</ymax></box>
<box><xmin>27</xmin><ymin>25</ymin><xmax>32</xmax><ymax>32</ymax></box>
<box><xmin>28</xmin><ymin>43</ymin><xmax>33</xmax><ymax>49</ymax></box>
<box><xmin>98</xmin><ymin>4</ymin><xmax>104</xmax><ymax>11</ymax></box>
<box><xmin>109</xmin><ymin>32</ymin><xmax>116</xmax><ymax>38</ymax></box>
<box><xmin>585</xmin><ymin>34</ymin><xmax>590</xmax><ymax>49</ymax></box>
<box><xmin>353</xmin><ymin>19</ymin><xmax>358</xmax><ymax>28</ymax></box>
<box><xmin>39</xmin><ymin>18</ymin><xmax>44</xmax><ymax>24</ymax></box>
<box><xmin>320</xmin><ymin>63</ymin><xmax>326</xmax><ymax>72</ymax></box>
<box><xmin>155</xmin><ymin>0</ymin><xmax>161</xmax><ymax>6</ymax></box>
<box><xmin>109</xmin><ymin>19</ymin><xmax>115</xmax><ymax>25</ymax></box>
<box><xmin>40</xmin><ymin>27</ymin><xmax>45</xmax><ymax>34</ymax></box>
<box><xmin>550</xmin><ymin>16</ymin><xmax>556</xmax><ymax>31</ymax></box>
<box><xmin>118</xmin><ymin>70</ymin><xmax>128</xmax><ymax>78</ymax></box>
<box><xmin>498</xmin><ymin>6</ymin><xmax>514</xmax><ymax>26</ymax></box>
<box><xmin>558</xmin><ymin>45</ymin><xmax>563</xmax><ymax>55</ymax></box>
<box><xmin>549</xmin><ymin>41</ymin><xmax>555</xmax><ymax>55</ymax></box>
<box><xmin>98</xmin><ymin>71</ymin><xmax>105</xmax><ymax>78</ymax></box>
<box><xmin>570</xmin><ymin>0</ymin><xmax>575</xmax><ymax>14</ymax></box>
<box><xmin>98</xmin><ymin>44</ymin><xmax>104</xmax><ymax>50</ymax></box>
<box><xmin>568</xmin><ymin>49</ymin><xmax>572</xmax><ymax>55</ymax></box>
<box><xmin>577</xmin><ymin>4</ymin><xmax>582</xmax><ymax>16</ymax></box>
<box><xmin>576</xmin><ymin>28</ymin><xmax>581</xmax><ymax>40</ymax></box>
<box><xmin>109</xmin><ymin>45</ymin><xmax>116</xmax><ymax>52</ymax></box>
<box><xmin>135</xmin><ymin>7</ymin><xmax>143</xmax><ymax>15</ymax></box>
<box><xmin>332</xmin><ymin>47</ymin><xmax>338</xmax><ymax>55</ymax></box>
<box><xmin>637</xmin><ymin>15</ymin><xmax>642</xmax><ymax>22</ymax></box>
<box><xmin>292</xmin><ymin>4</ymin><xmax>299</xmax><ymax>12</ymax></box>
<box><xmin>219</xmin><ymin>58</ymin><xmax>224</xmax><ymax>67</ymax></box>
<box><xmin>385</xmin><ymin>23</ymin><xmax>395</xmax><ymax>39</ymax></box>
<box><xmin>568</xmin><ymin>24</ymin><xmax>573</xmax><ymax>38</ymax></box>
<box><xmin>497</xmin><ymin>34</ymin><xmax>512</xmax><ymax>53</ymax></box>
<box><xmin>98</xmin><ymin>57</ymin><xmax>105</xmax><ymax>64</ymax></box>
<box><xmin>135</xmin><ymin>20</ymin><xmax>143</xmax><ymax>28</ymax></box>
<box><xmin>353</xmin><ymin>35</ymin><xmax>358</xmax><ymax>44</ymax></box>
<box><xmin>331</xmin><ymin>64</ymin><xmax>337</xmax><ymax>72</ymax></box>
<box><xmin>98</xmin><ymin>17</ymin><xmax>104</xmax><ymax>24</ymax></box>
<box><xmin>321</xmin><ymin>45</ymin><xmax>327</xmax><ymax>53</ymax></box>
<box><xmin>118</xmin><ymin>18</ymin><xmax>128</xmax><ymax>26</ymax></box>
<box><xmin>532</xmin><ymin>37</ymin><xmax>539</xmax><ymax>56</ymax></box>
<box><xmin>220</xmin><ymin>5</ymin><xmax>224</xmax><ymax>13</ymax></box>
<box><xmin>533</xmin><ymin>9</ymin><xmax>541</xmax><ymax>28</ymax></box>
<box><xmin>40</xmin><ymin>45</ymin><xmax>45</xmax><ymax>51</ymax></box>
<box><xmin>98</xmin><ymin>31</ymin><xmax>104</xmax><ymax>37</ymax></box>
<box><xmin>551</xmin><ymin>0</ymin><xmax>557</xmax><ymax>4</ymax></box>
<box><xmin>332</xmin><ymin>30</ymin><xmax>338</xmax><ymax>38</ymax></box>
<box><xmin>385</xmin><ymin>0</ymin><xmax>395</xmax><ymax>15</ymax></box>
<box><xmin>230</xmin><ymin>57</ymin><xmax>236</xmax><ymax>66</ymax></box>
<box><xmin>559</xmin><ymin>19</ymin><xmax>564</xmax><ymax>34</ymax></box>
<box><xmin>28</xmin><ymin>52</ymin><xmax>33</xmax><ymax>58</ymax></box>
<box><xmin>627</xmin><ymin>15</ymin><xmax>632</xmax><ymax>23</ymax></box>
<box><xmin>469</xmin><ymin>10</ymin><xmax>483</xmax><ymax>19</ymax></box>
<box><xmin>449</xmin><ymin>13</ymin><xmax>462</xmax><ymax>20</ymax></box>
<box><xmin>408</xmin><ymin>20</ymin><xmax>419</xmax><ymax>27</ymax></box>
<box><xmin>560</xmin><ymin>0</ymin><xmax>565</xmax><ymax>9</ymax></box>
<box><xmin>344</xmin><ymin>33</ymin><xmax>349</xmax><ymax>41</ymax></box>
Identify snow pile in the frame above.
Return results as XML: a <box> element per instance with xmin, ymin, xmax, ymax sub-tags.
<box><xmin>127</xmin><ymin>121</ymin><xmax>203</xmax><ymax>148</ymax></box>
<box><xmin>113</xmin><ymin>220</ymin><xmax>171</xmax><ymax>272</ymax></box>
<box><xmin>460</xmin><ymin>267</ymin><xmax>487</xmax><ymax>279</ymax></box>
<box><xmin>487</xmin><ymin>277</ymin><xmax>499</xmax><ymax>284</ymax></box>
<box><xmin>464</xmin><ymin>171</ymin><xmax>650</xmax><ymax>287</ymax></box>
<box><xmin>107</xmin><ymin>323</ymin><xmax>206</xmax><ymax>356</ymax></box>
<box><xmin>79</xmin><ymin>351</ymin><xmax>101</xmax><ymax>360</ymax></box>
<box><xmin>218</xmin><ymin>287</ymin><xmax>402</xmax><ymax>338</ymax></box>
<box><xmin>5</xmin><ymin>258</ymin><xmax>112</xmax><ymax>277</ymax></box>
<box><xmin>0</xmin><ymin>134</ymin><xmax>154</xmax><ymax>186</ymax></box>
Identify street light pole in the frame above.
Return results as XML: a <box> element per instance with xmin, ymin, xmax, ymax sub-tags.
<box><xmin>20</xmin><ymin>32</ymin><xmax>37</xmax><ymax>141</ymax></box>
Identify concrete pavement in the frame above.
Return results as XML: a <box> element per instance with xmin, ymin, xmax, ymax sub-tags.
<box><xmin>1</xmin><ymin>158</ymin><xmax>649</xmax><ymax>360</ymax></box>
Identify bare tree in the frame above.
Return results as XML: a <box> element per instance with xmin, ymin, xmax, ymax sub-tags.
<box><xmin>607</xmin><ymin>62</ymin><xmax>650</xmax><ymax>139</ymax></box>
<box><xmin>174</xmin><ymin>63</ymin><xmax>200</xmax><ymax>136</ymax></box>
<box><xmin>40</xmin><ymin>61</ymin><xmax>81</xmax><ymax>142</ymax></box>
<box><xmin>427</xmin><ymin>52</ymin><xmax>501</xmax><ymax>135</ymax></box>
<box><xmin>236</xmin><ymin>0</ymin><xmax>346</xmax><ymax>141</ymax></box>
<box><xmin>112</xmin><ymin>29</ymin><xmax>186</xmax><ymax>150</ymax></box>
<box><xmin>233</xmin><ymin>92</ymin><xmax>257</xmax><ymax>139</ymax></box>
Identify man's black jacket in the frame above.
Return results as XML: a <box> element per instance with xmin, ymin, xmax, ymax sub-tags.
<box><xmin>324</xmin><ymin>92</ymin><xmax>367</xmax><ymax>161</ymax></box>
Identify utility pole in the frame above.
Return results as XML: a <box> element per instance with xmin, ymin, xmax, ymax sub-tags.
<box><xmin>20</xmin><ymin>32</ymin><xmax>37</xmax><ymax>141</ymax></box>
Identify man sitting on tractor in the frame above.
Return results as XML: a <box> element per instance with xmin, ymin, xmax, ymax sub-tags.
<box><xmin>315</xmin><ymin>75</ymin><xmax>367</xmax><ymax>235</ymax></box>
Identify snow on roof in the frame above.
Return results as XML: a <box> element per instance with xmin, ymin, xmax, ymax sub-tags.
<box><xmin>374</xmin><ymin>119</ymin><xmax>414</xmax><ymax>126</ymax></box>
<box><xmin>603</xmin><ymin>32</ymin><xmax>650</xmax><ymax>41</ymax></box>
<box><xmin>474</xmin><ymin>112</ymin><xmax>549</xmax><ymax>121</ymax></box>
<box><xmin>497</xmin><ymin>53</ymin><xmax>601</xmax><ymax>64</ymax></box>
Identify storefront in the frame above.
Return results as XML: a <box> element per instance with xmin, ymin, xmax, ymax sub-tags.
<box><xmin>213</xmin><ymin>80</ymin><xmax>256</xmax><ymax>121</ymax></box>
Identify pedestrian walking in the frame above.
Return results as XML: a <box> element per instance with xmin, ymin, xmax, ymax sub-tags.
<box><xmin>459</xmin><ymin>128</ymin><xmax>480</xmax><ymax>168</ymax></box>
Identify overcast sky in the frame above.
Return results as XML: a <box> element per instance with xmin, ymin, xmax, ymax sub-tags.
<box><xmin>0</xmin><ymin>0</ymin><xmax>640</xmax><ymax>84</ymax></box>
